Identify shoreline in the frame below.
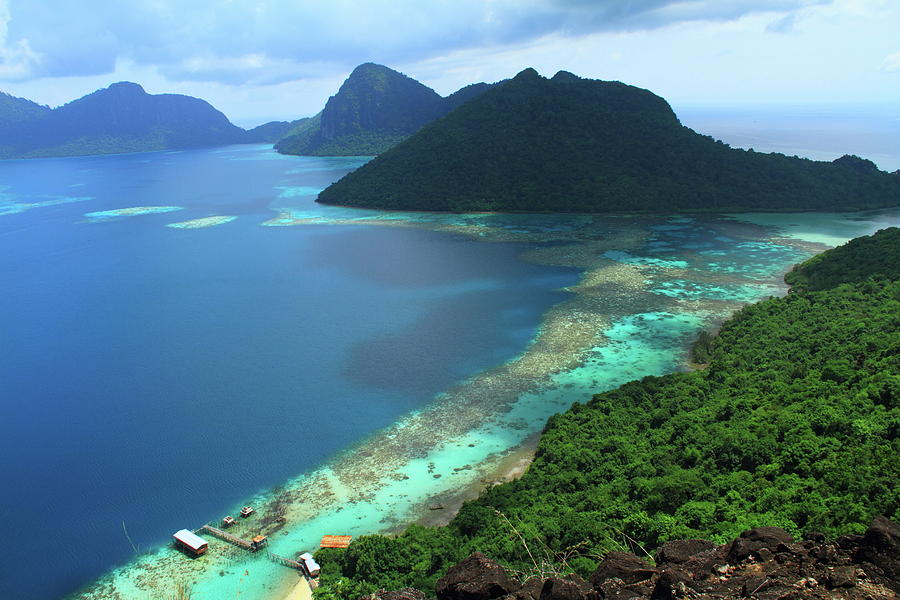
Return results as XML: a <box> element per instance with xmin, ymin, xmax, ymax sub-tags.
<box><xmin>272</xmin><ymin>435</ymin><xmax>541</xmax><ymax>600</ymax></box>
<box><xmin>71</xmin><ymin>209</ymin><xmax>896</xmax><ymax>600</ymax></box>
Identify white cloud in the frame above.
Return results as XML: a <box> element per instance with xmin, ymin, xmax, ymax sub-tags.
<box><xmin>0</xmin><ymin>0</ymin><xmax>828</xmax><ymax>85</ymax></box>
<box><xmin>881</xmin><ymin>52</ymin><xmax>900</xmax><ymax>73</ymax></box>
<box><xmin>0</xmin><ymin>0</ymin><xmax>41</xmax><ymax>80</ymax></box>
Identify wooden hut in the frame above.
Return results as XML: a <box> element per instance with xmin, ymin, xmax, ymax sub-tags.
<box><xmin>173</xmin><ymin>529</ymin><xmax>209</xmax><ymax>556</ymax></box>
<box><xmin>250</xmin><ymin>535</ymin><xmax>268</xmax><ymax>552</ymax></box>
<box><xmin>299</xmin><ymin>552</ymin><xmax>321</xmax><ymax>577</ymax></box>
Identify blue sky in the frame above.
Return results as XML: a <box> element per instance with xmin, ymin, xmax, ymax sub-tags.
<box><xmin>0</xmin><ymin>0</ymin><xmax>898</xmax><ymax>126</ymax></box>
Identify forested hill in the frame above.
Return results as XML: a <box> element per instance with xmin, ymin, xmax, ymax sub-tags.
<box><xmin>316</xmin><ymin>68</ymin><xmax>900</xmax><ymax>213</ymax></box>
<box><xmin>312</xmin><ymin>228</ymin><xmax>900</xmax><ymax>599</ymax></box>
<box><xmin>275</xmin><ymin>63</ymin><xmax>492</xmax><ymax>156</ymax></box>
<box><xmin>0</xmin><ymin>83</ymin><xmax>248</xmax><ymax>159</ymax></box>
<box><xmin>785</xmin><ymin>227</ymin><xmax>900</xmax><ymax>290</ymax></box>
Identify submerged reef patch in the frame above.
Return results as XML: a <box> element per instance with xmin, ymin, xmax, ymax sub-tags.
<box><xmin>166</xmin><ymin>215</ymin><xmax>237</xmax><ymax>229</ymax></box>
<box><xmin>84</xmin><ymin>206</ymin><xmax>183</xmax><ymax>221</ymax></box>
<box><xmin>0</xmin><ymin>186</ymin><xmax>92</xmax><ymax>216</ymax></box>
<box><xmin>74</xmin><ymin>209</ymin><xmax>890</xmax><ymax>600</ymax></box>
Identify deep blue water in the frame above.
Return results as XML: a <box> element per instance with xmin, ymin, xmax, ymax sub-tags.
<box><xmin>0</xmin><ymin>146</ymin><xmax>578</xmax><ymax>600</ymax></box>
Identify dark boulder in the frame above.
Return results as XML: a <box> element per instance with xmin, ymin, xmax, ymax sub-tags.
<box><xmin>803</xmin><ymin>531</ymin><xmax>827</xmax><ymax>543</ymax></box>
<box><xmin>826</xmin><ymin>566</ymin><xmax>857</xmax><ymax>589</ymax></box>
<box><xmin>589</xmin><ymin>552</ymin><xmax>656</xmax><ymax>587</ymax></box>
<box><xmin>728</xmin><ymin>528</ymin><xmax>793</xmax><ymax>562</ymax></box>
<box><xmin>654</xmin><ymin>540</ymin><xmax>716</xmax><ymax>566</ymax></box>
<box><xmin>437</xmin><ymin>552</ymin><xmax>519</xmax><ymax>600</ymax></box>
<box><xmin>539</xmin><ymin>574</ymin><xmax>595</xmax><ymax>600</ymax></box>
<box><xmin>502</xmin><ymin>577</ymin><xmax>545</xmax><ymax>600</ymax></box>
<box><xmin>862</xmin><ymin>515</ymin><xmax>900</xmax><ymax>552</ymax></box>
<box><xmin>650</xmin><ymin>567</ymin><xmax>693</xmax><ymax>600</ymax></box>
<box><xmin>836</xmin><ymin>534</ymin><xmax>864</xmax><ymax>550</ymax></box>
<box><xmin>855</xmin><ymin>516</ymin><xmax>900</xmax><ymax>591</ymax></box>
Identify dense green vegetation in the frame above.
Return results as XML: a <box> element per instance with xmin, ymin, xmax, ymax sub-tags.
<box><xmin>317</xmin><ymin>68</ymin><xmax>900</xmax><ymax>213</ymax></box>
<box><xmin>0</xmin><ymin>82</ymin><xmax>248</xmax><ymax>159</ymax></box>
<box><xmin>314</xmin><ymin>228</ymin><xmax>900</xmax><ymax>599</ymax></box>
<box><xmin>276</xmin><ymin>63</ymin><xmax>492</xmax><ymax>156</ymax></box>
<box><xmin>785</xmin><ymin>227</ymin><xmax>899</xmax><ymax>291</ymax></box>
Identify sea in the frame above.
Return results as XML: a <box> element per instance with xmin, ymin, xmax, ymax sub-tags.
<box><xmin>1</xmin><ymin>111</ymin><xmax>898</xmax><ymax>600</ymax></box>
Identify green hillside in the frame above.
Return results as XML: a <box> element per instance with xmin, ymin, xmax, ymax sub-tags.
<box><xmin>316</xmin><ymin>68</ymin><xmax>900</xmax><ymax>213</ymax></box>
<box><xmin>313</xmin><ymin>228</ymin><xmax>900</xmax><ymax>598</ymax></box>
<box><xmin>785</xmin><ymin>227</ymin><xmax>900</xmax><ymax>290</ymax></box>
<box><xmin>275</xmin><ymin>64</ymin><xmax>493</xmax><ymax>156</ymax></box>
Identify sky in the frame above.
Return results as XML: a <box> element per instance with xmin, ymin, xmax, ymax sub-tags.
<box><xmin>0</xmin><ymin>0</ymin><xmax>898</xmax><ymax>127</ymax></box>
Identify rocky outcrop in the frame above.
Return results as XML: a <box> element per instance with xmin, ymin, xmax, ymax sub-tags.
<box><xmin>371</xmin><ymin>517</ymin><xmax>899</xmax><ymax>600</ymax></box>
<box><xmin>436</xmin><ymin>552</ymin><xmax>520</xmax><ymax>600</ymax></box>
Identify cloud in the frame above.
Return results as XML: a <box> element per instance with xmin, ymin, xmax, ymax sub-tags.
<box><xmin>0</xmin><ymin>0</ymin><xmax>830</xmax><ymax>85</ymax></box>
<box><xmin>766</xmin><ymin>12</ymin><xmax>799</xmax><ymax>32</ymax></box>
<box><xmin>882</xmin><ymin>52</ymin><xmax>900</xmax><ymax>73</ymax></box>
<box><xmin>0</xmin><ymin>0</ymin><xmax>42</xmax><ymax>80</ymax></box>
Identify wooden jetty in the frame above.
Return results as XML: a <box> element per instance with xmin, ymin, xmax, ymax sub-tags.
<box><xmin>201</xmin><ymin>524</ymin><xmax>253</xmax><ymax>550</ymax></box>
<box><xmin>199</xmin><ymin>524</ymin><xmax>310</xmax><ymax>575</ymax></box>
<box><xmin>269</xmin><ymin>552</ymin><xmax>304</xmax><ymax>571</ymax></box>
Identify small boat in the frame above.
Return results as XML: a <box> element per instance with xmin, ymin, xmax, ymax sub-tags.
<box><xmin>240</xmin><ymin>506</ymin><xmax>255</xmax><ymax>518</ymax></box>
<box><xmin>222</xmin><ymin>516</ymin><xmax>236</xmax><ymax>527</ymax></box>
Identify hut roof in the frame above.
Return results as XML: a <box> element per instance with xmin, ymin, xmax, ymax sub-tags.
<box><xmin>173</xmin><ymin>529</ymin><xmax>208</xmax><ymax>551</ymax></box>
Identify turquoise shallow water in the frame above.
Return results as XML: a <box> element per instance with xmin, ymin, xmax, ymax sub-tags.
<box><xmin>1</xmin><ymin>144</ymin><xmax>898</xmax><ymax>600</ymax></box>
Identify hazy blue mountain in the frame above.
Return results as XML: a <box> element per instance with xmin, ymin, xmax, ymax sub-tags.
<box><xmin>0</xmin><ymin>91</ymin><xmax>50</xmax><ymax>127</ymax></box>
<box><xmin>0</xmin><ymin>82</ymin><xmax>247</xmax><ymax>159</ymax></box>
<box><xmin>317</xmin><ymin>68</ymin><xmax>900</xmax><ymax>213</ymax></box>
<box><xmin>275</xmin><ymin>63</ymin><xmax>492</xmax><ymax>156</ymax></box>
<box><xmin>0</xmin><ymin>92</ymin><xmax>51</xmax><ymax>156</ymax></box>
<box><xmin>245</xmin><ymin>116</ymin><xmax>316</xmax><ymax>143</ymax></box>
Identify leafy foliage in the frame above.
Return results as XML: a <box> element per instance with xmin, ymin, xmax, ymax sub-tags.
<box><xmin>785</xmin><ymin>227</ymin><xmax>900</xmax><ymax>291</ymax></box>
<box><xmin>317</xmin><ymin>68</ymin><xmax>900</xmax><ymax>213</ymax></box>
<box><xmin>314</xmin><ymin>230</ymin><xmax>900</xmax><ymax>598</ymax></box>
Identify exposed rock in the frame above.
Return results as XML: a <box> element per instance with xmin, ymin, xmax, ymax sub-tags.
<box><xmin>803</xmin><ymin>532</ymin><xmax>827</xmax><ymax>543</ymax></box>
<box><xmin>367</xmin><ymin>588</ymin><xmax>427</xmax><ymax>600</ymax></box>
<box><xmin>540</xmin><ymin>574</ymin><xmax>596</xmax><ymax>600</ymax></box>
<box><xmin>826</xmin><ymin>567</ymin><xmax>857</xmax><ymax>589</ymax></box>
<box><xmin>590</xmin><ymin>552</ymin><xmax>656</xmax><ymax>587</ymax></box>
<box><xmin>855</xmin><ymin>515</ymin><xmax>900</xmax><ymax>592</ymax></box>
<box><xmin>655</xmin><ymin>540</ymin><xmax>717</xmax><ymax>566</ymax></box>
<box><xmin>728</xmin><ymin>527</ymin><xmax>794</xmax><ymax>562</ymax></box>
<box><xmin>414</xmin><ymin>517</ymin><xmax>900</xmax><ymax>600</ymax></box>
<box><xmin>504</xmin><ymin>577</ymin><xmax>545</xmax><ymax>600</ymax></box>
<box><xmin>863</xmin><ymin>516</ymin><xmax>900</xmax><ymax>552</ymax></box>
<box><xmin>437</xmin><ymin>552</ymin><xmax>519</xmax><ymax>600</ymax></box>
<box><xmin>741</xmin><ymin>575</ymin><xmax>769</xmax><ymax>596</ymax></box>
<box><xmin>649</xmin><ymin>567</ymin><xmax>694</xmax><ymax>600</ymax></box>
<box><xmin>836</xmin><ymin>534</ymin><xmax>865</xmax><ymax>550</ymax></box>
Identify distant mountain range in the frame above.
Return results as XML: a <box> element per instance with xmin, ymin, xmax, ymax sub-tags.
<box><xmin>0</xmin><ymin>82</ymin><xmax>255</xmax><ymax>159</ymax></box>
<box><xmin>317</xmin><ymin>68</ymin><xmax>900</xmax><ymax>213</ymax></box>
<box><xmin>275</xmin><ymin>63</ymin><xmax>492</xmax><ymax>156</ymax></box>
<box><xmin>3</xmin><ymin>65</ymin><xmax>899</xmax><ymax>216</ymax></box>
<box><xmin>0</xmin><ymin>64</ymin><xmax>485</xmax><ymax>160</ymax></box>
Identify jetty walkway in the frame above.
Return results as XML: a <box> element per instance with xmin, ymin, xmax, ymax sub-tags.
<box><xmin>199</xmin><ymin>524</ymin><xmax>307</xmax><ymax>573</ymax></box>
